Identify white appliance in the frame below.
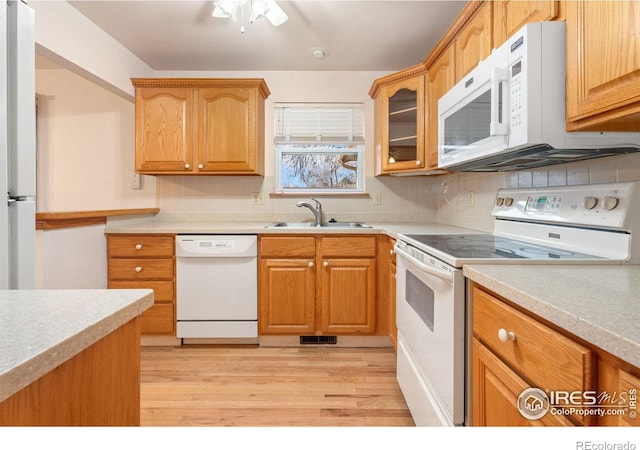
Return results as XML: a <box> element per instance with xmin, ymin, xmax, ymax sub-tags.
<box><xmin>394</xmin><ymin>181</ymin><xmax>640</xmax><ymax>426</ymax></box>
<box><xmin>438</xmin><ymin>21</ymin><xmax>640</xmax><ymax>172</ymax></box>
<box><xmin>176</xmin><ymin>235</ymin><xmax>258</xmax><ymax>343</ymax></box>
<box><xmin>1</xmin><ymin>1</ymin><xmax>36</xmax><ymax>289</ymax></box>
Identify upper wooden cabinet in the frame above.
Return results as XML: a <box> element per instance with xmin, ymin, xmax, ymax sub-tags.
<box><xmin>455</xmin><ymin>1</ymin><xmax>493</xmax><ymax>81</ymax></box>
<box><xmin>566</xmin><ymin>1</ymin><xmax>640</xmax><ymax>131</ymax></box>
<box><xmin>426</xmin><ymin>44</ymin><xmax>456</xmax><ymax>171</ymax></box>
<box><xmin>493</xmin><ymin>0</ymin><xmax>559</xmax><ymax>48</ymax></box>
<box><xmin>370</xmin><ymin>65</ymin><xmax>428</xmax><ymax>175</ymax></box>
<box><xmin>132</xmin><ymin>78</ymin><xmax>270</xmax><ymax>175</ymax></box>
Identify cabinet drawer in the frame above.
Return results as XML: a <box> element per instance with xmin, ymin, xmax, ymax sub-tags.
<box><xmin>320</xmin><ymin>236</ymin><xmax>376</xmax><ymax>257</ymax></box>
<box><xmin>473</xmin><ymin>287</ymin><xmax>594</xmax><ymax>395</ymax></box>
<box><xmin>260</xmin><ymin>237</ymin><xmax>316</xmax><ymax>258</ymax></box>
<box><xmin>108</xmin><ymin>235</ymin><xmax>175</xmax><ymax>258</ymax></box>
<box><xmin>108</xmin><ymin>280</ymin><xmax>174</xmax><ymax>303</ymax></box>
<box><xmin>108</xmin><ymin>258</ymin><xmax>174</xmax><ymax>281</ymax></box>
<box><xmin>140</xmin><ymin>303</ymin><xmax>175</xmax><ymax>334</ymax></box>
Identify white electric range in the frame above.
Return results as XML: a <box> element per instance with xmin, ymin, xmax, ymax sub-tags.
<box><xmin>393</xmin><ymin>181</ymin><xmax>640</xmax><ymax>427</ymax></box>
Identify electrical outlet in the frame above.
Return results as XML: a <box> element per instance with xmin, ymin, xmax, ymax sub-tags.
<box><xmin>252</xmin><ymin>192</ymin><xmax>264</xmax><ymax>205</ymax></box>
<box><xmin>131</xmin><ymin>173</ymin><xmax>141</xmax><ymax>190</ymax></box>
<box><xmin>372</xmin><ymin>193</ymin><xmax>382</xmax><ymax>205</ymax></box>
<box><xmin>467</xmin><ymin>191</ymin><xmax>475</xmax><ymax>207</ymax></box>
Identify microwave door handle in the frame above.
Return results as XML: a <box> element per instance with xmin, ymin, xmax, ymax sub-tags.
<box><xmin>393</xmin><ymin>244</ymin><xmax>454</xmax><ymax>284</ymax></box>
<box><xmin>490</xmin><ymin>67</ymin><xmax>509</xmax><ymax>136</ymax></box>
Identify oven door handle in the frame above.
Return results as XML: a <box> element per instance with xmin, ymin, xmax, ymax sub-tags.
<box><xmin>394</xmin><ymin>243</ymin><xmax>454</xmax><ymax>283</ymax></box>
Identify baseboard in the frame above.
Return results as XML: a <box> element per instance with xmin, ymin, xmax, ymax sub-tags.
<box><xmin>140</xmin><ymin>335</ymin><xmax>181</xmax><ymax>347</ymax></box>
<box><xmin>259</xmin><ymin>335</ymin><xmax>393</xmax><ymax>348</ymax></box>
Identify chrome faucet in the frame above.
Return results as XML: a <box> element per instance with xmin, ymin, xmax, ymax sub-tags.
<box><xmin>296</xmin><ymin>198</ymin><xmax>323</xmax><ymax>227</ymax></box>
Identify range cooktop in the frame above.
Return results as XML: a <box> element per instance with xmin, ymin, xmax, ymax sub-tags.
<box><xmin>404</xmin><ymin>234</ymin><xmax>604</xmax><ymax>261</ymax></box>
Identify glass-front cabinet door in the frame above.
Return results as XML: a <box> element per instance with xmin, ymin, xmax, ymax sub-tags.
<box><xmin>380</xmin><ymin>75</ymin><xmax>426</xmax><ymax>173</ymax></box>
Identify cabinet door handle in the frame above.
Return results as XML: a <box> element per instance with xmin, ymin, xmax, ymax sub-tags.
<box><xmin>498</xmin><ymin>328</ymin><xmax>516</xmax><ymax>343</ymax></box>
<box><xmin>389</xmin><ymin>249</ymin><xmax>395</xmax><ymax>255</ymax></box>
<box><xmin>198</xmin><ymin>164</ymin><xmax>204</xmax><ymax>169</ymax></box>
<box><xmin>135</xmin><ymin>244</ymin><xmax>143</xmax><ymax>250</ymax></box>
<box><xmin>308</xmin><ymin>261</ymin><xmax>314</xmax><ymax>267</ymax></box>
<box><xmin>135</xmin><ymin>266</ymin><xmax>143</xmax><ymax>273</ymax></box>
<box><xmin>184</xmin><ymin>163</ymin><xmax>191</xmax><ymax>169</ymax></box>
<box><xmin>323</xmin><ymin>261</ymin><xmax>329</xmax><ymax>267</ymax></box>
<box><xmin>415</xmin><ymin>160</ymin><xmax>421</xmax><ymax>166</ymax></box>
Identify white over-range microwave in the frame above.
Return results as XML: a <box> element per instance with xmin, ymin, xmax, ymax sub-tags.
<box><xmin>438</xmin><ymin>21</ymin><xmax>640</xmax><ymax>172</ymax></box>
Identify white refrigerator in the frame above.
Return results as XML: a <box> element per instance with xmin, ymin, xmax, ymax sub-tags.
<box><xmin>1</xmin><ymin>0</ymin><xmax>35</xmax><ymax>289</ymax></box>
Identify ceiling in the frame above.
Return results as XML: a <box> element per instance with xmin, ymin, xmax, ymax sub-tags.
<box><xmin>65</xmin><ymin>0</ymin><xmax>466</xmax><ymax>72</ymax></box>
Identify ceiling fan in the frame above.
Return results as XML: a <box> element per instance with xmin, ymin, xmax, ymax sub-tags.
<box><xmin>212</xmin><ymin>0</ymin><xmax>288</xmax><ymax>33</ymax></box>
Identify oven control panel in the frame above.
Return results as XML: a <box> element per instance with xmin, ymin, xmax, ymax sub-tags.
<box><xmin>492</xmin><ymin>181</ymin><xmax>639</xmax><ymax>229</ymax></box>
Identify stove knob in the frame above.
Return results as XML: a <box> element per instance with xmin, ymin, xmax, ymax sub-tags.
<box><xmin>496</xmin><ymin>197</ymin><xmax>504</xmax><ymax>207</ymax></box>
<box><xmin>583</xmin><ymin>196</ymin><xmax>598</xmax><ymax>210</ymax></box>
<box><xmin>504</xmin><ymin>197</ymin><xmax>514</xmax><ymax>207</ymax></box>
<box><xmin>602</xmin><ymin>196</ymin><xmax>619</xmax><ymax>210</ymax></box>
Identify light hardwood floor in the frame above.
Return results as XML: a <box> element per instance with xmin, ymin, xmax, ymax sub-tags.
<box><xmin>140</xmin><ymin>346</ymin><xmax>415</xmax><ymax>426</ymax></box>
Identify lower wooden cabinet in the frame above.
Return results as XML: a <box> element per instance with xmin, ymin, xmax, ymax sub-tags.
<box><xmin>107</xmin><ymin>234</ymin><xmax>176</xmax><ymax>335</ymax></box>
<box><xmin>472</xmin><ymin>338</ymin><xmax>573</xmax><ymax>426</ymax></box>
<box><xmin>471</xmin><ymin>282</ymin><xmax>640</xmax><ymax>427</ymax></box>
<box><xmin>259</xmin><ymin>235</ymin><xmax>377</xmax><ymax>336</ymax></box>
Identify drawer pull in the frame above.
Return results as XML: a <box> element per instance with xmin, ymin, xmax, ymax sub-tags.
<box><xmin>135</xmin><ymin>244</ymin><xmax>143</xmax><ymax>250</ymax></box>
<box><xmin>498</xmin><ymin>328</ymin><xmax>516</xmax><ymax>343</ymax></box>
<box><xmin>135</xmin><ymin>266</ymin><xmax>143</xmax><ymax>273</ymax></box>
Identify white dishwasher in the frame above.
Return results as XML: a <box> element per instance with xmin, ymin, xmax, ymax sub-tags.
<box><xmin>176</xmin><ymin>235</ymin><xmax>258</xmax><ymax>343</ymax></box>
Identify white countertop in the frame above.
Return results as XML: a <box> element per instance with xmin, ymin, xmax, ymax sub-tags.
<box><xmin>104</xmin><ymin>219</ymin><xmax>478</xmax><ymax>237</ymax></box>
<box><xmin>464</xmin><ymin>264</ymin><xmax>640</xmax><ymax>368</ymax></box>
<box><xmin>0</xmin><ymin>289</ymin><xmax>154</xmax><ymax>403</ymax></box>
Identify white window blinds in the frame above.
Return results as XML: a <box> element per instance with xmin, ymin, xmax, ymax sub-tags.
<box><xmin>274</xmin><ymin>104</ymin><xmax>365</xmax><ymax>144</ymax></box>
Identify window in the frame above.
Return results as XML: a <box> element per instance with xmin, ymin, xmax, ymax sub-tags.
<box><xmin>274</xmin><ymin>103</ymin><xmax>364</xmax><ymax>194</ymax></box>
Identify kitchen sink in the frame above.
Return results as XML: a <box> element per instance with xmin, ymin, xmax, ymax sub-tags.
<box><xmin>265</xmin><ymin>221</ymin><xmax>372</xmax><ymax>228</ymax></box>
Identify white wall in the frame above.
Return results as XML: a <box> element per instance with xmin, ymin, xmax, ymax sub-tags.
<box><xmin>31</xmin><ymin>0</ymin><xmax>153</xmax><ymax>99</ymax></box>
<box><xmin>36</xmin><ymin>67</ymin><xmax>156</xmax><ymax>211</ymax></box>
<box><xmin>28</xmin><ymin>1</ymin><xmax>158</xmax><ymax>289</ymax></box>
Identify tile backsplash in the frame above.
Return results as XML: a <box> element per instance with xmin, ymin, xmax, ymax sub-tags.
<box><xmin>155</xmin><ymin>175</ymin><xmax>439</xmax><ymax>224</ymax></box>
<box><xmin>153</xmin><ymin>153</ymin><xmax>640</xmax><ymax>231</ymax></box>
<box><xmin>436</xmin><ymin>152</ymin><xmax>640</xmax><ymax>232</ymax></box>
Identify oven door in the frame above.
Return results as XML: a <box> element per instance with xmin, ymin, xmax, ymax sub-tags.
<box><xmin>394</xmin><ymin>243</ymin><xmax>465</xmax><ymax>426</ymax></box>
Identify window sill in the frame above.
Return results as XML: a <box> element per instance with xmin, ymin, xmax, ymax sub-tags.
<box><xmin>269</xmin><ymin>192</ymin><xmax>370</xmax><ymax>198</ymax></box>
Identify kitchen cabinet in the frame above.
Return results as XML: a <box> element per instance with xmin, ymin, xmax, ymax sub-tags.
<box><xmin>426</xmin><ymin>44</ymin><xmax>456</xmax><ymax>171</ymax></box>
<box><xmin>472</xmin><ymin>285</ymin><xmax>595</xmax><ymax>426</ymax></box>
<box><xmin>565</xmin><ymin>1</ymin><xmax>640</xmax><ymax>131</ymax></box>
<box><xmin>107</xmin><ymin>234</ymin><xmax>176</xmax><ymax>335</ymax></box>
<box><xmin>132</xmin><ymin>78</ymin><xmax>269</xmax><ymax>175</ymax></box>
<box><xmin>259</xmin><ymin>236</ymin><xmax>317</xmax><ymax>334</ymax></box>
<box><xmin>493</xmin><ymin>0</ymin><xmax>559</xmax><ymax>48</ymax></box>
<box><xmin>259</xmin><ymin>235</ymin><xmax>377</xmax><ymax>335</ymax></box>
<box><xmin>370</xmin><ymin>65</ymin><xmax>428</xmax><ymax>175</ymax></box>
<box><xmin>0</xmin><ymin>316</ymin><xmax>142</xmax><ymax>426</ymax></box>
<box><xmin>454</xmin><ymin>1</ymin><xmax>493</xmax><ymax>81</ymax></box>
<box><xmin>387</xmin><ymin>237</ymin><xmax>397</xmax><ymax>349</ymax></box>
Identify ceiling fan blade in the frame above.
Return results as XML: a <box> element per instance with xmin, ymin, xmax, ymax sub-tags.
<box><xmin>264</xmin><ymin>0</ymin><xmax>288</xmax><ymax>26</ymax></box>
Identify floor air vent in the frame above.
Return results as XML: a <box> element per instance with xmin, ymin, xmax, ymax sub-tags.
<box><xmin>300</xmin><ymin>336</ymin><xmax>337</xmax><ymax>345</ymax></box>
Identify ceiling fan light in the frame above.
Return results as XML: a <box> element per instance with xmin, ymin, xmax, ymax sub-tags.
<box><xmin>212</xmin><ymin>0</ymin><xmax>238</xmax><ymax>20</ymax></box>
<box><xmin>262</xmin><ymin>0</ymin><xmax>288</xmax><ymax>26</ymax></box>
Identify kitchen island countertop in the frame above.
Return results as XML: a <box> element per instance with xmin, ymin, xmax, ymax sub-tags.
<box><xmin>0</xmin><ymin>289</ymin><xmax>153</xmax><ymax>403</ymax></box>
<box><xmin>464</xmin><ymin>264</ymin><xmax>640</xmax><ymax>368</ymax></box>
